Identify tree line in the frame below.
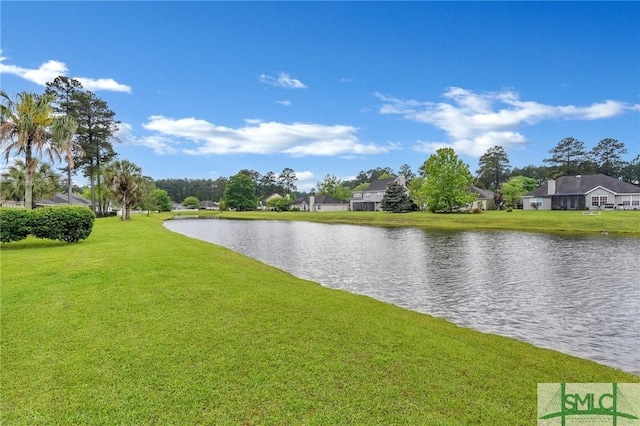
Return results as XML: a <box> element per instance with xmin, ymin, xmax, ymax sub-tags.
<box><xmin>475</xmin><ymin>138</ymin><xmax>639</xmax><ymax>192</ymax></box>
<box><xmin>1</xmin><ymin>78</ymin><xmax>172</xmax><ymax>220</ymax></box>
<box><xmin>3</xmin><ymin>76</ymin><xmax>638</xmax><ymax>217</ymax></box>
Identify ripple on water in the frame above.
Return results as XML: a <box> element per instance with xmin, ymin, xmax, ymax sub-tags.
<box><xmin>165</xmin><ymin>219</ymin><xmax>640</xmax><ymax>374</ymax></box>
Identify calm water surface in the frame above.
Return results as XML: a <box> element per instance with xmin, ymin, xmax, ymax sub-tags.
<box><xmin>164</xmin><ymin>218</ymin><xmax>640</xmax><ymax>374</ymax></box>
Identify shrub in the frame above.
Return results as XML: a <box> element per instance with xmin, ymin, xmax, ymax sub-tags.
<box><xmin>472</xmin><ymin>207</ymin><xmax>482</xmax><ymax>214</ymax></box>
<box><xmin>0</xmin><ymin>209</ymin><xmax>32</xmax><ymax>243</ymax></box>
<box><xmin>30</xmin><ymin>207</ymin><xmax>95</xmax><ymax>243</ymax></box>
<box><xmin>506</xmin><ymin>207</ymin><xmax>513</xmax><ymax>212</ymax></box>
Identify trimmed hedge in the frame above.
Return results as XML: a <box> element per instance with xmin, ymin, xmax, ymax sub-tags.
<box><xmin>0</xmin><ymin>209</ymin><xmax>32</xmax><ymax>243</ymax></box>
<box><xmin>0</xmin><ymin>207</ymin><xmax>95</xmax><ymax>243</ymax></box>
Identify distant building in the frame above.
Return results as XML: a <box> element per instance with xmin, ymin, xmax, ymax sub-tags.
<box><xmin>199</xmin><ymin>200</ymin><xmax>219</xmax><ymax>210</ymax></box>
<box><xmin>291</xmin><ymin>194</ymin><xmax>348</xmax><ymax>212</ymax></box>
<box><xmin>469</xmin><ymin>186</ymin><xmax>495</xmax><ymax>210</ymax></box>
<box><xmin>350</xmin><ymin>176</ymin><xmax>407</xmax><ymax>211</ymax></box>
<box><xmin>523</xmin><ymin>174</ymin><xmax>640</xmax><ymax>210</ymax></box>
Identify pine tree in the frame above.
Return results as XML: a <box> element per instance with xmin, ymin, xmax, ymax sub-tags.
<box><xmin>381</xmin><ymin>182</ymin><xmax>413</xmax><ymax>213</ymax></box>
<box><xmin>476</xmin><ymin>146</ymin><xmax>510</xmax><ymax>190</ymax></box>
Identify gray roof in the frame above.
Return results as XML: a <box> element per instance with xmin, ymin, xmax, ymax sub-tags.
<box><xmin>524</xmin><ymin>174</ymin><xmax>640</xmax><ymax>197</ymax></box>
<box><xmin>362</xmin><ymin>177</ymin><xmax>396</xmax><ymax>192</ymax></box>
<box><xmin>313</xmin><ymin>194</ymin><xmax>346</xmax><ymax>204</ymax></box>
<box><xmin>469</xmin><ymin>186</ymin><xmax>494</xmax><ymax>200</ymax></box>
<box><xmin>36</xmin><ymin>192</ymin><xmax>91</xmax><ymax>206</ymax></box>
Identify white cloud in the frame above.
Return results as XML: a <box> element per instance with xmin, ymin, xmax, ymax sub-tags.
<box><xmin>142</xmin><ymin>116</ymin><xmax>392</xmax><ymax>157</ymax></box>
<box><xmin>275</xmin><ymin>100</ymin><xmax>291</xmax><ymax>106</ymax></box>
<box><xmin>295</xmin><ymin>171</ymin><xmax>316</xmax><ymax>191</ymax></box>
<box><xmin>116</xmin><ymin>122</ymin><xmax>176</xmax><ymax>155</ymax></box>
<box><xmin>0</xmin><ymin>52</ymin><xmax>131</xmax><ymax>93</ymax></box>
<box><xmin>76</xmin><ymin>77</ymin><xmax>131</xmax><ymax>93</ymax></box>
<box><xmin>259</xmin><ymin>72</ymin><xmax>307</xmax><ymax>89</ymax></box>
<box><xmin>377</xmin><ymin>87</ymin><xmax>639</xmax><ymax>157</ymax></box>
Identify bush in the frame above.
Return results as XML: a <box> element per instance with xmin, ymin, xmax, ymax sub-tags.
<box><xmin>0</xmin><ymin>209</ymin><xmax>32</xmax><ymax>243</ymax></box>
<box><xmin>472</xmin><ymin>207</ymin><xmax>482</xmax><ymax>214</ymax></box>
<box><xmin>30</xmin><ymin>207</ymin><xmax>95</xmax><ymax>243</ymax></box>
<box><xmin>506</xmin><ymin>207</ymin><xmax>513</xmax><ymax>212</ymax></box>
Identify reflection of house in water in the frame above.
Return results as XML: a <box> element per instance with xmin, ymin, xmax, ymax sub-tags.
<box><xmin>350</xmin><ymin>176</ymin><xmax>406</xmax><ymax>211</ymax></box>
<box><xmin>291</xmin><ymin>194</ymin><xmax>348</xmax><ymax>212</ymax></box>
<box><xmin>523</xmin><ymin>174</ymin><xmax>640</xmax><ymax>210</ymax></box>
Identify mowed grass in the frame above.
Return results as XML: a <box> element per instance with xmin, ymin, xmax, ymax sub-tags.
<box><xmin>1</xmin><ymin>215</ymin><xmax>638</xmax><ymax>425</ymax></box>
<box><xmin>208</xmin><ymin>209</ymin><xmax>640</xmax><ymax>235</ymax></box>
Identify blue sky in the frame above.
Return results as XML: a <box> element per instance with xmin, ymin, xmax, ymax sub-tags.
<box><xmin>1</xmin><ymin>1</ymin><xmax>638</xmax><ymax>191</ymax></box>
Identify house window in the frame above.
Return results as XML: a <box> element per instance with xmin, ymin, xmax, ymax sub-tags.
<box><xmin>591</xmin><ymin>195</ymin><xmax>608</xmax><ymax>206</ymax></box>
<box><xmin>530</xmin><ymin>198</ymin><xmax>543</xmax><ymax>208</ymax></box>
<box><xmin>633</xmin><ymin>196</ymin><xmax>640</xmax><ymax>206</ymax></box>
<box><xmin>353</xmin><ymin>193</ymin><xmax>362</xmax><ymax>198</ymax></box>
<box><xmin>365</xmin><ymin>193</ymin><xmax>371</xmax><ymax>199</ymax></box>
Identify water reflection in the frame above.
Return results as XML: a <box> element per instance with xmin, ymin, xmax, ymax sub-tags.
<box><xmin>164</xmin><ymin>219</ymin><xmax>640</xmax><ymax>374</ymax></box>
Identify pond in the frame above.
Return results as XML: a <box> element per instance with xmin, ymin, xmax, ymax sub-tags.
<box><xmin>164</xmin><ymin>218</ymin><xmax>640</xmax><ymax>374</ymax></box>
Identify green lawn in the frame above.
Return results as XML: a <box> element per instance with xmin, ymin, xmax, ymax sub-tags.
<box><xmin>208</xmin><ymin>209</ymin><xmax>640</xmax><ymax>235</ymax></box>
<box><xmin>1</xmin><ymin>214</ymin><xmax>638</xmax><ymax>425</ymax></box>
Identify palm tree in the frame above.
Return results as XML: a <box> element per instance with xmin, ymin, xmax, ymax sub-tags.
<box><xmin>51</xmin><ymin>115</ymin><xmax>81</xmax><ymax>204</ymax></box>
<box><xmin>1</xmin><ymin>159</ymin><xmax>60</xmax><ymax>203</ymax></box>
<box><xmin>104</xmin><ymin>160</ymin><xmax>144</xmax><ymax>220</ymax></box>
<box><xmin>0</xmin><ymin>91</ymin><xmax>75</xmax><ymax>209</ymax></box>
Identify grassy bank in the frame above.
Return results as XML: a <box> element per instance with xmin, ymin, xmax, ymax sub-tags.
<box><xmin>1</xmin><ymin>215</ymin><xmax>638</xmax><ymax>424</ymax></box>
<box><xmin>206</xmin><ymin>209</ymin><xmax>640</xmax><ymax>235</ymax></box>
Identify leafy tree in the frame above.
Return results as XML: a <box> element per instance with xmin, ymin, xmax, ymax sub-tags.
<box><xmin>589</xmin><ymin>138</ymin><xmax>628</xmax><ymax>178</ymax></box>
<box><xmin>621</xmin><ymin>155</ymin><xmax>640</xmax><ymax>185</ymax></box>
<box><xmin>1</xmin><ymin>159</ymin><xmax>60</xmax><ymax>202</ymax></box>
<box><xmin>45</xmin><ymin>76</ymin><xmax>85</xmax><ymax>203</ymax></box>
<box><xmin>352</xmin><ymin>182</ymin><xmax>369</xmax><ymax>192</ymax></box>
<box><xmin>104</xmin><ymin>160</ymin><xmax>144</xmax><ymax>220</ymax></box>
<box><xmin>239</xmin><ymin>169</ymin><xmax>261</xmax><ymax>190</ymax></box>
<box><xmin>154</xmin><ymin>178</ymin><xmax>227</xmax><ymax>203</ymax></box>
<box><xmin>73</xmin><ymin>90</ymin><xmax>119</xmax><ymax>215</ymax></box>
<box><xmin>257</xmin><ymin>171</ymin><xmax>283</xmax><ymax>200</ymax></box>
<box><xmin>211</xmin><ymin>177</ymin><xmax>229</xmax><ymax>201</ymax></box>
<box><xmin>500</xmin><ymin>175</ymin><xmax>538</xmax><ymax>208</ymax></box>
<box><xmin>422</xmin><ymin>148</ymin><xmax>476</xmax><ymax>213</ymax></box>
<box><xmin>0</xmin><ymin>91</ymin><xmax>74</xmax><ymax>209</ymax></box>
<box><xmin>476</xmin><ymin>146</ymin><xmax>511</xmax><ymax>190</ymax></box>
<box><xmin>224</xmin><ymin>173</ymin><xmax>257</xmax><ymax>211</ymax></box>
<box><xmin>151</xmin><ymin>188</ymin><xmax>172</xmax><ymax>212</ymax></box>
<box><xmin>508</xmin><ymin>164</ymin><xmax>552</xmax><ymax>186</ymax></box>
<box><xmin>398</xmin><ymin>163</ymin><xmax>415</xmax><ymax>182</ymax></box>
<box><xmin>267</xmin><ymin>196</ymin><xmax>292</xmax><ymax>212</ymax></box>
<box><xmin>544</xmin><ymin>137</ymin><xmax>588</xmax><ymax>176</ymax></box>
<box><xmin>316</xmin><ymin>174</ymin><xmax>352</xmax><ymax>201</ymax></box>
<box><xmin>278</xmin><ymin>167</ymin><xmax>297</xmax><ymax>195</ymax></box>
<box><xmin>381</xmin><ymin>182</ymin><xmax>413</xmax><ymax>212</ymax></box>
<box><xmin>182</xmin><ymin>196</ymin><xmax>200</xmax><ymax>209</ymax></box>
<box><xmin>344</xmin><ymin>167</ymin><xmax>394</xmax><ymax>188</ymax></box>
<box><xmin>407</xmin><ymin>176</ymin><xmax>428</xmax><ymax>210</ymax></box>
